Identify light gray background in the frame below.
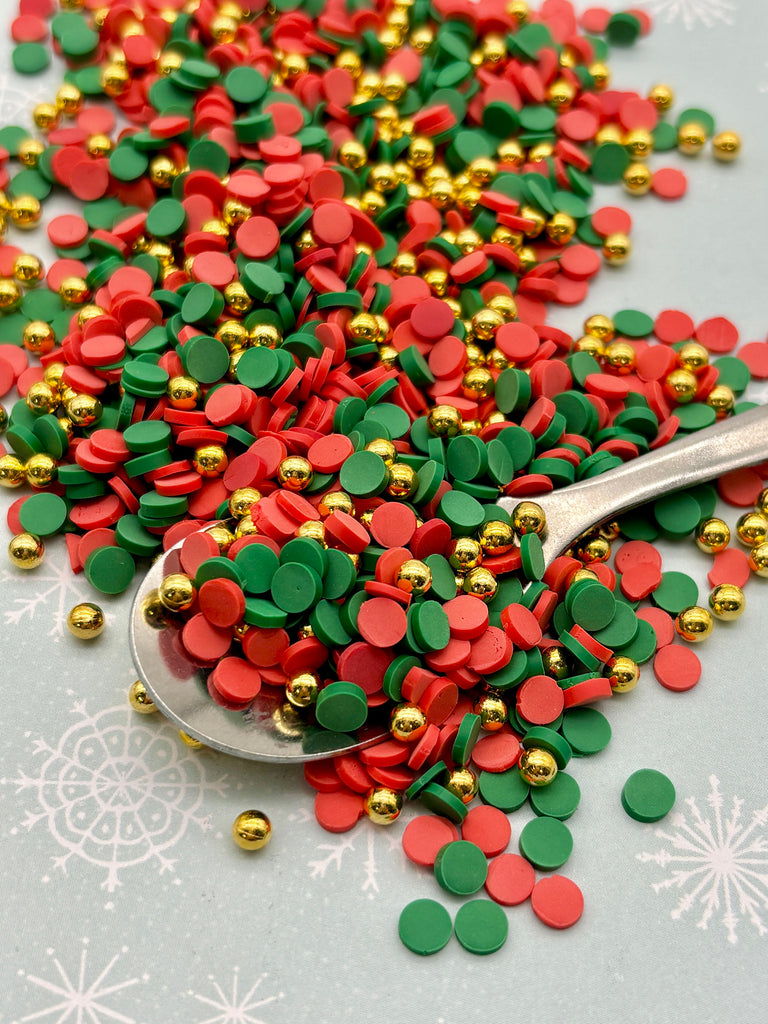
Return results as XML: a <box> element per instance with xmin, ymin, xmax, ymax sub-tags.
<box><xmin>2</xmin><ymin>2</ymin><xmax>768</xmax><ymax>1022</ymax></box>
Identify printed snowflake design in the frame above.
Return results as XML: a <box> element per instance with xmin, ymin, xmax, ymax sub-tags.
<box><xmin>14</xmin><ymin>939</ymin><xmax>147</xmax><ymax>1024</ymax></box>
<box><xmin>188</xmin><ymin>969</ymin><xmax>282</xmax><ymax>1024</ymax></box>
<box><xmin>641</xmin><ymin>0</ymin><xmax>737</xmax><ymax>30</ymax></box>
<box><xmin>0</xmin><ymin>72</ymin><xmax>49</xmax><ymax>124</ymax></box>
<box><xmin>637</xmin><ymin>775</ymin><xmax>768</xmax><ymax>943</ymax></box>
<box><xmin>10</xmin><ymin>700</ymin><xmax>228</xmax><ymax>891</ymax></box>
<box><xmin>303</xmin><ymin>811</ymin><xmax>403</xmax><ymax>899</ymax></box>
<box><xmin>1</xmin><ymin>554</ymin><xmax>100</xmax><ymax>641</ymax></box>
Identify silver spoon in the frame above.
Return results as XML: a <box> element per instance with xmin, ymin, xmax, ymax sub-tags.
<box><xmin>130</xmin><ymin>404</ymin><xmax>768</xmax><ymax>762</ymax></box>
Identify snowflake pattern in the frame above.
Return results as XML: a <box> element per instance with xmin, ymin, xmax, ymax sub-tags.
<box><xmin>302</xmin><ymin>808</ymin><xmax>404</xmax><ymax>899</ymax></box>
<box><xmin>1</xmin><ymin>554</ymin><xmax>101</xmax><ymax>641</ymax></box>
<box><xmin>0</xmin><ymin>72</ymin><xmax>49</xmax><ymax>124</ymax></box>
<box><xmin>641</xmin><ymin>0</ymin><xmax>737</xmax><ymax>30</ymax></box>
<box><xmin>14</xmin><ymin>939</ymin><xmax>147</xmax><ymax>1024</ymax></box>
<box><xmin>10</xmin><ymin>700</ymin><xmax>228</xmax><ymax>891</ymax></box>
<box><xmin>188</xmin><ymin>969</ymin><xmax>282</xmax><ymax>1024</ymax></box>
<box><xmin>637</xmin><ymin>775</ymin><xmax>768</xmax><ymax>943</ymax></box>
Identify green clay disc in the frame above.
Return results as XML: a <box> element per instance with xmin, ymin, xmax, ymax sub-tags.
<box><xmin>621</xmin><ymin>768</ymin><xmax>676</xmax><ymax>822</ymax></box>
<box><xmin>529</xmin><ymin>771</ymin><xmax>581</xmax><ymax>820</ymax></box>
<box><xmin>18</xmin><ymin>493</ymin><xmax>68</xmax><ymax>536</ymax></box>
<box><xmin>519</xmin><ymin>816</ymin><xmax>573</xmax><ymax>870</ymax></box>
<box><xmin>12</xmin><ymin>42</ymin><xmax>50</xmax><ymax>74</ymax></box>
<box><xmin>398</xmin><ymin>899</ymin><xmax>453</xmax><ymax>956</ymax></box>
<box><xmin>419</xmin><ymin>782</ymin><xmax>468</xmax><ymax>824</ymax></box>
<box><xmin>612</xmin><ymin>309</ymin><xmax>654</xmax><ymax>338</ymax></box>
<box><xmin>452</xmin><ymin>713</ymin><xmax>482</xmax><ymax>766</ymax></box>
<box><xmin>559</xmin><ymin>708</ymin><xmax>611</xmax><ymax>755</ymax></box>
<box><xmin>614</xmin><ymin>617</ymin><xmax>657</xmax><ymax>664</ymax></box>
<box><xmin>84</xmin><ymin>546</ymin><xmax>136</xmax><ymax>594</ymax></box>
<box><xmin>314</xmin><ymin>681</ymin><xmax>368</xmax><ymax>733</ymax></box>
<box><xmin>434</xmin><ymin>840</ymin><xmax>488</xmax><ymax>896</ymax></box>
<box><xmin>520</xmin><ymin>532</ymin><xmax>545</xmax><ymax>581</ymax></box>
<box><xmin>653</xmin><ymin>492</ymin><xmax>702</xmax><ymax>537</ymax></box>
<box><xmin>454</xmin><ymin>900</ymin><xmax>508</xmax><ymax>955</ymax></box>
<box><xmin>270</xmin><ymin>562</ymin><xmax>322</xmax><ymax>614</ymax></box>
<box><xmin>651</xmin><ymin>571</ymin><xmax>699</xmax><ymax>615</ymax></box>
<box><xmin>478</xmin><ymin>768</ymin><xmax>530</xmax><ymax>813</ymax></box>
<box><xmin>338</xmin><ymin>450</ymin><xmax>389</xmax><ymax>497</ymax></box>
<box><xmin>568</xmin><ymin>581</ymin><xmax>616</xmax><ymax>631</ymax></box>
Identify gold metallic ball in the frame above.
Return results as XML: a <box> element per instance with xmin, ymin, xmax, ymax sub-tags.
<box><xmin>584</xmin><ymin>313</ymin><xmax>615</xmax><ymax>343</ymax></box>
<box><xmin>129</xmin><ymin>679</ymin><xmax>158</xmax><ymax>714</ymax></box>
<box><xmin>589</xmin><ymin>61</ymin><xmax>610</xmax><ymax>89</ymax></box>
<box><xmin>664</xmin><ymin>368</ymin><xmax>698</xmax><ymax>404</ymax></box>
<box><xmin>66</xmin><ymin>602</ymin><xmax>105</xmax><ymax>639</ymax></box>
<box><xmin>228</xmin><ymin>487</ymin><xmax>261</xmax><ymax>519</ymax></box>
<box><xmin>712</xmin><ymin>131</ymin><xmax>741</xmax><ymax>162</ymax></box>
<box><xmin>59</xmin><ymin>276</ymin><xmax>90</xmax><ymax>306</ymax></box>
<box><xmin>542</xmin><ymin>645</ymin><xmax>570</xmax><ymax>681</ymax></box>
<box><xmin>364</xmin><ymin>786</ymin><xmax>403</xmax><ymax>823</ymax></box>
<box><xmin>13</xmin><ymin>253</ymin><xmax>44</xmax><ymax>284</ymax></box>
<box><xmin>87</xmin><ymin>133</ymin><xmax>113</xmax><ymax>158</ymax></box>
<box><xmin>389</xmin><ymin>702</ymin><xmax>428</xmax><ymax>742</ymax></box>
<box><xmin>606</xmin><ymin>655</ymin><xmax>640</xmax><ymax>693</ymax></box>
<box><xmin>296</xmin><ymin>521</ymin><xmax>326</xmax><ymax>546</ymax></box>
<box><xmin>735</xmin><ymin>511</ymin><xmax>768</xmax><ymax>547</ymax></box>
<box><xmin>447</xmin><ymin>536</ymin><xmax>483</xmax><ymax>573</ymax></box>
<box><xmin>519</xmin><ymin>747</ymin><xmax>558</xmax><ymax>786</ymax></box>
<box><xmin>599</xmin><ymin>520</ymin><xmax>621</xmax><ymax>542</ymax></box>
<box><xmin>0</xmin><ymin>402</ymin><xmax>6</xmax><ymax>432</ymax></box>
<box><xmin>249</xmin><ymin>323</ymin><xmax>282</xmax><ymax>348</ymax></box>
<box><xmin>232</xmin><ymin>810</ymin><xmax>272</xmax><ymax>850</ymax></box>
<box><xmin>285</xmin><ymin>671</ymin><xmax>320</xmax><ymax>708</ymax></box>
<box><xmin>234</xmin><ymin>514</ymin><xmax>258</xmax><ymax>538</ymax></box>
<box><xmin>192</xmin><ymin>444</ymin><xmax>228</xmax><ymax>477</ymax></box>
<box><xmin>158</xmin><ymin>573</ymin><xmax>197</xmax><ymax>612</ymax></box>
<box><xmin>604</xmin><ymin>340</ymin><xmax>636</xmax><ymax>374</ymax></box>
<box><xmin>317</xmin><ymin>490</ymin><xmax>354</xmax><ymax>518</ymax></box>
<box><xmin>696</xmin><ymin>517</ymin><xmax>730</xmax><ymax>554</ymax></box>
<box><xmin>546</xmin><ymin>211</ymin><xmax>577</xmax><ymax>243</ymax></box>
<box><xmin>347</xmin><ymin>312</ymin><xmax>379</xmax><ymax>343</ymax></box>
<box><xmin>512</xmin><ymin>501</ymin><xmax>546</xmax><ymax>537</ymax></box>
<box><xmin>497</xmin><ymin>140</ymin><xmax>525</xmax><ymax>167</ymax></box>
<box><xmin>395</xmin><ymin>559</ymin><xmax>432</xmax><ymax>597</ymax></box>
<box><xmin>519</xmin><ymin>205</ymin><xmax>546</xmax><ymax>238</ymax></box>
<box><xmin>487</xmin><ymin>294</ymin><xmax>517</xmax><ymax>322</ymax></box>
<box><xmin>547</xmin><ymin>78</ymin><xmax>576</xmax><ymax>110</ymax></box>
<box><xmin>473</xmin><ymin>692</ymin><xmax>507</xmax><ymax>731</ymax></box>
<box><xmin>462</xmin><ymin>567</ymin><xmax>498</xmax><ymax>602</ymax></box>
<box><xmin>0</xmin><ymin>277</ymin><xmax>22</xmax><ymax>310</ymax></box>
<box><xmin>387</xmin><ymin>462</ymin><xmax>417</xmax><ymax>499</ymax></box>
<box><xmin>224</xmin><ymin>282</ymin><xmax>252</xmax><ymax>315</ymax></box>
<box><xmin>675</xmin><ymin>605</ymin><xmax>714</xmax><ymax>643</ymax></box>
<box><xmin>749</xmin><ymin>541</ymin><xmax>768</xmax><ymax>577</ymax></box>
<box><xmin>25</xmin><ymin>452</ymin><xmax>57</xmax><ymax>488</ymax></box>
<box><xmin>277</xmin><ymin>455</ymin><xmax>313</xmax><ymax>492</ymax></box>
<box><xmin>391</xmin><ymin>252</ymin><xmax>418</xmax><ymax>277</ymax></box>
<box><xmin>575</xmin><ymin>534</ymin><xmax>611</xmax><ymax>564</ymax></box>
<box><xmin>444</xmin><ymin>766</ymin><xmax>478</xmax><ymax>804</ymax></box>
<box><xmin>365</xmin><ymin>438</ymin><xmax>397</xmax><ymax>466</ymax></box>
<box><xmin>140</xmin><ymin>589</ymin><xmax>169</xmax><ymax>629</ymax></box>
<box><xmin>8</xmin><ymin>532</ymin><xmax>44</xmax><ymax>569</ymax></box>
<box><xmin>595</xmin><ymin>124</ymin><xmax>623</xmax><ymax>146</ymax></box>
<box><xmin>468</xmin><ymin>309</ymin><xmax>501</xmax><ymax>346</ymax></box>
<box><xmin>26</xmin><ymin>381</ymin><xmax>59</xmax><ymax>416</ymax></box>
<box><xmin>56</xmin><ymin>82</ymin><xmax>83</xmax><ymax>116</ymax></box>
<box><xmin>602</xmin><ymin>232</ymin><xmax>631</xmax><ymax>265</ymax></box>
<box><xmin>32</xmin><ymin>102</ymin><xmax>60</xmax><ymax>131</ymax></box>
<box><xmin>624</xmin><ymin>128</ymin><xmax>654</xmax><ymax>159</ymax></box>
<box><xmin>207</xmin><ymin>524</ymin><xmax>235</xmax><ymax>554</ymax></box>
<box><xmin>216</xmin><ymin>320</ymin><xmax>248</xmax><ymax>353</ymax></box>
<box><xmin>478</xmin><ymin>520</ymin><xmax>515</xmax><ymax>556</ymax></box>
<box><xmin>678</xmin><ymin>121</ymin><xmax>707</xmax><ymax>155</ymax></box>
<box><xmin>706</xmin><ymin>384</ymin><xmax>735</xmax><ymax>418</ymax></box>
<box><xmin>677</xmin><ymin>341</ymin><xmax>708</xmax><ymax>371</ymax></box>
<box><xmin>101</xmin><ymin>62</ymin><xmax>129</xmax><ymax>97</ymax></box>
<box><xmin>708</xmin><ymin>583</ymin><xmax>745</xmax><ymax>621</ymax></box>
<box><xmin>756</xmin><ymin>488</ymin><xmax>768</xmax><ymax>517</ymax></box>
<box><xmin>66</xmin><ymin>393</ymin><xmax>102</xmax><ymax>427</ymax></box>
<box><xmin>486</xmin><ymin>347</ymin><xmax>510</xmax><ymax>371</ymax></box>
<box><xmin>167</xmin><ymin>375</ymin><xmax>201</xmax><ymax>409</ymax></box>
<box><xmin>0</xmin><ymin>454</ymin><xmax>27</xmax><ymax>488</ymax></box>
<box><xmin>648</xmin><ymin>83</ymin><xmax>674</xmax><ymax>112</ymax></box>
<box><xmin>222</xmin><ymin>198</ymin><xmax>252</xmax><ymax>227</ymax></box>
<box><xmin>23</xmin><ymin>320</ymin><xmax>56</xmax><ymax>355</ymax></box>
<box><xmin>622</xmin><ymin>162</ymin><xmax>652</xmax><ymax>195</ymax></box>
<box><xmin>179</xmin><ymin>730</ymin><xmax>206</xmax><ymax>748</ymax></box>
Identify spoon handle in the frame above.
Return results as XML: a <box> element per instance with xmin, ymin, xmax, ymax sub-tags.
<box><xmin>497</xmin><ymin>404</ymin><xmax>768</xmax><ymax>564</ymax></box>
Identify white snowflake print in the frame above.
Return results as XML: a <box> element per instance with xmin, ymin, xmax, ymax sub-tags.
<box><xmin>188</xmin><ymin>969</ymin><xmax>282</xmax><ymax>1024</ymax></box>
<box><xmin>0</xmin><ymin>72</ymin><xmax>49</xmax><ymax>124</ymax></box>
<box><xmin>1</xmin><ymin>554</ymin><xmax>103</xmax><ymax>641</ymax></box>
<box><xmin>304</xmin><ymin>815</ymin><xmax>403</xmax><ymax>899</ymax></box>
<box><xmin>641</xmin><ymin>0</ymin><xmax>737</xmax><ymax>30</ymax></box>
<box><xmin>10</xmin><ymin>700</ymin><xmax>228</xmax><ymax>891</ymax></box>
<box><xmin>637</xmin><ymin>775</ymin><xmax>768</xmax><ymax>943</ymax></box>
<box><xmin>14</xmin><ymin>939</ymin><xmax>147</xmax><ymax>1024</ymax></box>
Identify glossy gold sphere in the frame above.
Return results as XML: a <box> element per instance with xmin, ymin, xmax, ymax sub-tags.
<box><xmin>317</xmin><ymin>490</ymin><xmax>354</xmax><ymax>517</ymax></box>
<box><xmin>624</xmin><ymin>129</ymin><xmax>654</xmax><ymax>159</ymax></box>
<box><xmin>462</xmin><ymin>566</ymin><xmax>498</xmax><ymax>601</ymax></box>
<box><xmin>542</xmin><ymin>645</ymin><xmax>570</xmax><ymax>680</ymax></box>
<box><xmin>395</xmin><ymin>559</ymin><xmax>432</xmax><ymax>597</ymax></box>
<box><xmin>756</xmin><ymin>488</ymin><xmax>768</xmax><ymax>516</ymax></box>
<box><xmin>59</xmin><ymin>276</ymin><xmax>91</xmax><ymax>306</ymax></box>
<box><xmin>427</xmin><ymin>404</ymin><xmax>462</xmax><ymax>438</ymax></box>
<box><xmin>447</xmin><ymin>537</ymin><xmax>483</xmax><ymax>573</ymax></box>
<box><xmin>56</xmin><ymin>82</ymin><xmax>83</xmax><ymax>116</ymax></box>
<box><xmin>158</xmin><ymin>573</ymin><xmax>197</xmax><ymax>612</ymax></box>
<box><xmin>365</xmin><ymin>438</ymin><xmax>397</xmax><ymax>466</ymax></box>
<box><xmin>664</xmin><ymin>368</ymin><xmax>698</xmax><ymax>404</ymax></box>
<box><xmin>364</xmin><ymin>786</ymin><xmax>403</xmax><ymax>823</ymax></box>
<box><xmin>389</xmin><ymin>702</ymin><xmax>428</xmax><ymax>742</ymax></box>
<box><xmin>207</xmin><ymin>525</ymin><xmax>235</xmax><ymax>554</ymax></box>
<box><xmin>473</xmin><ymin>692</ymin><xmax>508</xmax><ymax>731</ymax></box>
<box><xmin>677</xmin><ymin>342</ymin><xmax>708</xmax><ymax>371</ymax></box>
<box><xmin>511</xmin><ymin>501</ymin><xmax>546</xmax><ymax>537</ymax></box>
<box><xmin>712</xmin><ymin>131</ymin><xmax>741</xmax><ymax>162</ymax></box>
<box><xmin>0</xmin><ymin>277</ymin><xmax>22</xmax><ymax>311</ymax></box>
<box><xmin>128</xmin><ymin>679</ymin><xmax>158</xmax><ymax>714</ymax></box>
<box><xmin>232</xmin><ymin>810</ymin><xmax>272</xmax><ymax>850</ymax></box>
<box><xmin>602</xmin><ymin>232</ymin><xmax>631</xmax><ymax>265</ymax></box>
<box><xmin>0</xmin><ymin>454</ymin><xmax>28</xmax><ymax>488</ymax></box>
<box><xmin>10</xmin><ymin>194</ymin><xmax>41</xmax><ymax>229</ymax></box>
<box><xmin>696</xmin><ymin>517</ymin><xmax>730</xmax><ymax>554</ymax></box>
<box><xmin>546</xmin><ymin>211</ymin><xmax>577</xmax><ymax>243</ymax></box>
<box><xmin>8</xmin><ymin>532</ymin><xmax>44</xmax><ymax>569</ymax></box>
<box><xmin>708</xmin><ymin>583</ymin><xmax>745</xmax><ymax>621</ymax></box>
<box><xmin>140</xmin><ymin>589</ymin><xmax>169</xmax><ymax>629</ymax></box>
<box><xmin>347</xmin><ymin>312</ymin><xmax>379</xmax><ymax>343</ymax></box>
<box><xmin>13</xmin><ymin>252</ymin><xmax>44</xmax><ymax>284</ymax></box>
<box><xmin>285</xmin><ymin>672</ymin><xmax>320</xmax><ymax>708</ymax></box>
<box><xmin>179</xmin><ymin>730</ymin><xmax>206</xmax><ymax>748</ymax></box>
<box><xmin>66</xmin><ymin>393</ymin><xmax>102</xmax><ymax>427</ymax></box>
<box><xmin>387</xmin><ymin>462</ymin><xmax>417</xmax><ymax>499</ymax></box>
<box><xmin>735</xmin><ymin>511</ymin><xmax>768</xmax><ymax>547</ymax></box>
<box><xmin>622</xmin><ymin>162</ymin><xmax>652</xmax><ymax>195</ymax></box>
<box><xmin>278</xmin><ymin>455</ymin><xmax>313</xmax><ymax>492</ymax></box>
<box><xmin>462</xmin><ymin>367</ymin><xmax>495</xmax><ymax>400</ymax></box>
<box><xmin>678</xmin><ymin>121</ymin><xmax>707</xmax><ymax>155</ymax></box>
<box><xmin>519</xmin><ymin>747</ymin><xmax>558</xmax><ymax>786</ymax></box>
<box><xmin>477</xmin><ymin>520</ymin><xmax>515</xmax><ymax>557</ymax></box>
<box><xmin>604</xmin><ymin>340</ymin><xmax>636</xmax><ymax>374</ymax></box>
<box><xmin>706</xmin><ymin>384</ymin><xmax>735</xmax><ymax>418</ymax></box>
<box><xmin>606</xmin><ymin>655</ymin><xmax>640</xmax><ymax>693</ymax></box>
<box><xmin>192</xmin><ymin>444</ymin><xmax>228</xmax><ymax>477</ymax></box>
<box><xmin>228</xmin><ymin>487</ymin><xmax>261</xmax><ymax>519</ymax></box>
<box><xmin>749</xmin><ymin>541</ymin><xmax>768</xmax><ymax>577</ymax></box>
<box><xmin>675</xmin><ymin>605</ymin><xmax>714</xmax><ymax>643</ymax></box>
<box><xmin>648</xmin><ymin>83</ymin><xmax>674</xmax><ymax>112</ymax></box>
<box><xmin>576</xmin><ymin>534</ymin><xmax>611</xmax><ymax>564</ymax></box>
<box><xmin>26</xmin><ymin>381</ymin><xmax>59</xmax><ymax>415</ymax></box>
<box><xmin>445</xmin><ymin>766</ymin><xmax>478</xmax><ymax>804</ymax></box>
<box><xmin>25</xmin><ymin>452</ymin><xmax>57</xmax><ymax>488</ymax></box>
<box><xmin>66</xmin><ymin>603</ymin><xmax>105</xmax><ymax>639</ymax></box>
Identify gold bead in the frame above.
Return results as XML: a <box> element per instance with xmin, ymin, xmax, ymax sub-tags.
<box><xmin>749</xmin><ymin>541</ymin><xmax>768</xmax><ymax>577</ymax></box>
<box><xmin>158</xmin><ymin>573</ymin><xmax>197</xmax><ymax>612</ymax></box>
<box><xmin>66</xmin><ymin>602</ymin><xmax>105</xmax><ymax>639</ymax></box>
<box><xmin>0</xmin><ymin>277</ymin><xmax>22</xmax><ymax>310</ymax></box>
<box><xmin>26</xmin><ymin>381</ymin><xmax>59</xmax><ymax>415</ymax></box>
<box><xmin>140</xmin><ymin>589</ymin><xmax>170</xmax><ymax>629</ymax></box>
<box><xmin>222</xmin><ymin>198</ymin><xmax>251</xmax><ymax>227</ymax></box>
<box><xmin>427</xmin><ymin>178</ymin><xmax>454</xmax><ymax>211</ymax></box>
<box><xmin>547</xmin><ymin>78</ymin><xmax>576</xmax><ymax>110</ymax></box>
<box><xmin>335</xmin><ymin>49</ymin><xmax>363</xmax><ymax>77</ymax></box>
<box><xmin>395</xmin><ymin>559</ymin><xmax>432</xmax><ymax>597</ymax></box>
<box><xmin>128</xmin><ymin>679</ymin><xmax>157</xmax><ymax>714</ymax></box>
<box><xmin>228</xmin><ymin>487</ymin><xmax>261</xmax><ymax>519</ymax></box>
<box><xmin>317</xmin><ymin>490</ymin><xmax>354</xmax><ymax>518</ymax></box>
<box><xmin>519</xmin><ymin>747</ymin><xmax>558</xmax><ymax>786</ymax></box>
<box><xmin>664</xmin><ymin>367</ymin><xmax>699</xmax><ymax>404</ymax></box>
<box><xmin>487</xmin><ymin>294</ymin><xmax>517</xmax><ymax>321</ymax></box>
<box><xmin>18</xmin><ymin>138</ymin><xmax>45</xmax><ymax>167</ymax></box>
<box><xmin>368</xmin><ymin>163</ymin><xmax>398</xmax><ymax>194</ymax></box>
<box><xmin>444</xmin><ymin>766</ymin><xmax>478</xmax><ymax>804</ymax></box>
<box><xmin>277</xmin><ymin>455</ymin><xmax>313</xmax><ymax>491</ymax></box>
<box><xmin>584</xmin><ymin>314</ymin><xmax>614</xmax><ymax>342</ymax></box>
<box><xmin>427</xmin><ymin>404</ymin><xmax>462</xmax><ymax>437</ymax></box>
<box><xmin>55</xmin><ymin>82</ymin><xmax>83</xmax><ymax>116</ymax></box>
<box><xmin>389</xmin><ymin>702</ymin><xmax>428</xmax><ymax>742</ymax></box>
<box><xmin>678</xmin><ymin>122</ymin><xmax>707</xmax><ymax>155</ymax></box>
<box><xmin>347</xmin><ymin>312</ymin><xmax>379</xmax><ymax>343</ymax></box>
<box><xmin>463</xmin><ymin>343</ymin><xmax>486</xmax><ymax>369</ymax></box>
<box><xmin>708</xmin><ymin>583</ymin><xmax>745</xmax><ymax>620</ymax></box>
<box><xmin>23</xmin><ymin>320</ymin><xmax>55</xmax><ymax>355</ymax></box>
<box><xmin>472</xmin><ymin>692</ymin><xmax>507</xmax><ymax>731</ymax></box>
<box><xmin>365</xmin><ymin>438</ymin><xmax>397</xmax><ymax>466</ymax></box>
<box><xmin>677</xmin><ymin>341</ymin><xmax>708</xmax><ymax>371</ymax></box>
<box><xmin>575</xmin><ymin>534</ymin><xmax>611</xmax><ymax>564</ymax></box>
<box><xmin>604</xmin><ymin>340</ymin><xmax>636</xmax><ymax>374</ymax></box>
<box><xmin>706</xmin><ymin>384</ymin><xmax>735</xmax><ymax>418</ymax></box>
<box><xmin>0</xmin><ymin>403</ymin><xmax>6</xmax><ymax>432</ymax></box>
<box><xmin>360</xmin><ymin>190</ymin><xmax>386</xmax><ymax>217</ymax></box>
<box><xmin>339</xmin><ymin>140</ymin><xmax>367</xmax><ymax>170</ymax></box>
<box><xmin>756</xmin><ymin>488</ymin><xmax>768</xmax><ymax>516</ymax></box>
<box><xmin>712</xmin><ymin>131</ymin><xmax>741</xmax><ymax>162</ymax></box>
<box><xmin>380</xmin><ymin>72</ymin><xmax>407</xmax><ymax>102</ymax></box>
<box><xmin>179</xmin><ymin>730</ymin><xmax>206</xmax><ymax>748</ymax></box>
<box><xmin>597</xmin><ymin>127</ymin><xmax>623</xmax><ymax>147</ymax></box>
<box><xmin>206</xmin><ymin>524</ymin><xmax>235</xmax><ymax>554</ymax></box>
<box><xmin>599</xmin><ymin>520</ymin><xmax>621</xmax><ymax>542</ymax></box>
<box><xmin>622</xmin><ymin>162</ymin><xmax>652</xmax><ymax>195</ymax></box>
<box><xmin>409</xmin><ymin>25</ymin><xmax>433</xmax><ymax>52</ymax></box>
<box><xmin>485</xmin><ymin>347</ymin><xmax>510</xmax><ymax>371</ymax></box>
<box><xmin>467</xmin><ymin>157</ymin><xmax>497</xmax><ymax>187</ymax></box>
<box><xmin>232</xmin><ymin>810</ymin><xmax>272</xmax><ymax>850</ymax></box>
<box><xmin>59</xmin><ymin>276</ymin><xmax>91</xmax><ymax>305</ymax></box>
<box><xmin>470</xmin><ymin>308</ymin><xmax>502</xmax><ymax>342</ymax></box>
<box><xmin>249</xmin><ymin>323</ymin><xmax>282</xmax><ymax>348</ymax></box>
<box><xmin>675</xmin><ymin>605</ymin><xmax>714</xmax><ymax>643</ymax></box>
<box><xmin>101</xmin><ymin>62</ymin><xmax>130</xmax><ymax>97</ymax></box>
<box><xmin>192</xmin><ymin>444</ymin><xmax>228</xmax><ymax>477</ymax></box>
<box><xmin>157</xmin><ymin>49</ymin><xmax>183</xmax><ymax>75</ymax></box>
<box><xmin>285</xmin><ymin>671</ymin><xmax>320</xmax><ymax>708</ymax></box>
<box><xmin>462</xmin><ymin>566</ymin><xmax>498</xmax><ymax>601</ymax></box>
<box><xmin>224</xmin><ymin>282</ymin><xmax>252</xmax><ymax>315</ymax></box>
<box><xmin>696</xmin><ymin>517</ymin><xmax>730</xmax><ymax>554</ymax></box>
<box><xmin>496</xmin><ymin>140</ymin><xmax>525</xmax><ymax>167</ymax></box>
<box><xmin>0</xmin><ymin>454</ymin><xmax>27</xmax><ymax>488</ymax></box>
<box><xmin>13</xmin><ymin>252</ymin><xmax>44</xmax><ymax>285</ymax></box>
<box><xmin>624</xmin><ymin>129</ymin><xmax>654</xmax><ymax>159</ymax></box>
<box><xmin>519</xmin><ymin>204</ymin><xmax>546</xmax><ymax>237</ymax></box>
<box><xmin>507</xmin><ymin>0</ymin><xmax>530</xmax><ymax>25</ymax></box>
<box><xmin>455</xmin><ymin>227</ymin><xmax>483</xmax><ymax>254</ymax></box>
<box><xmin>167</xmin><ymin>375</ymin><xmax>201</xmax><ymax>409</ymax></box>
<box><xmin>602</xmin><ymin>232</ymin><xmax>631</xmax><ymax>265</ymax></box>
<box><xmin>568</xmin><ymin>567</ymin><xmax>599</xmax><ymax>586</ymax></box>
<box><xmin>25</xmin><ymin>452</ymin><xmax>57</xmax><ymax>488</ymax></box>
<box><xmin>542</xmin><ymin>645</ymin><xmax>570</xmax><ymax>680</ymax></box>
<box><xmin>86</xmin><ymin>133</ymin><xmax>113</xmax><ymax>158</ymax></box>
<box><xmin>8</xmin><ymin>532</ymin><xmax>44</xmax><ymax>569</ymax></box>
<box><xmin>462</xmin><ymin>367</ymin><xmax>495</xmax><ymax>400</ymax></box>
<box><xmin>735</xmin><ymin>511</ymin><xmax>768</xmax><ymax>547</ymax></box>
<box><xmin>456</xmin><ymin>186</ymin><xmax>482</xmax><ymax>216</ymax></box>
<box><xmin>32</xmin><ymin>102</ymin><xmax>60</xmax><ymax>131</ymax></box>
<box><xmin>234</xmin><ymin>514</ymin><xmax>258</xmax><ymax>538</ymax></box>
<box><xmin>387</xmin><ymin>462</ymin><xmax>417</xmax><ymax>499</ymax></box>
<box><xmin>589</xmin><ymin>62</ymin><xmax>610</xmax><ymax>89</ymax></box>
<box><xmin>477</xmin><ymin>519</ymin><xmax>515</xmax><ymax>556</ymax></box>
<box><xmin>149</xmin><ymin>154</ymin><xmax>178</xmax><ymax>187</ymax></box>
<box><xmin>546</xmin><ymin>211</ymin><xmax>577</xmax><ymax>243</ymax></box>
<box><xmin>648</xmin><ymin>83</ymin><xmax>674</xmax><ymax>112</ymax></box>
<box><xmin>378</xmin><ymin>344</ymin><xmax>398</xmax><ymax>368</ymax></box>
<box><xmin>511</xmin><ymin>501</ymin><xmax>546</xmax><ymax>537</ymax></box>
<box><xmin>66</xmin><ymin>393</ymin><xmax>102</xmax><ymax>427</ymax></box>
<box><xmin>606</xmin><ymin>655</ymin><xmax>640</xmax><ymax>693</ymax></box>
<box><xmin>447</xmin><ymin>537</ymin><xmax>483</xmax><ymax>573</ymax></box>
<box><xmin>295</xmin><ymin>521</ymin><xmax>326</xmax><ymax>545</ymax></box>
<box><xmin>364</xmin><ymin>786</ymin><xmax>403</xmax><ymax>823</ymax></box>
<box><xmin>210</xmin><ymin>13</ymin><xmax>238</xmax><ymax>42</ymax></box>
